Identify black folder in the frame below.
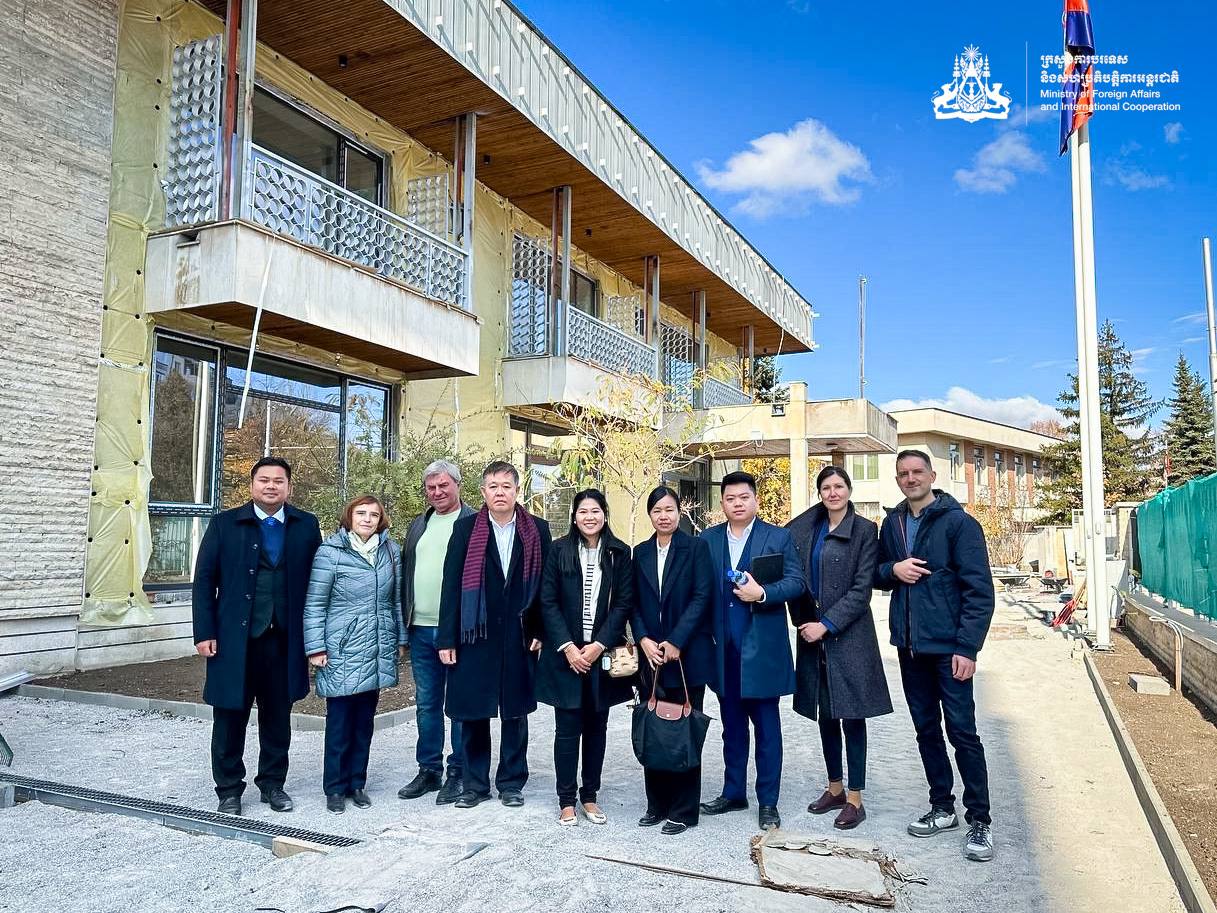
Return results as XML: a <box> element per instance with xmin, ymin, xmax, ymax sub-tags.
<box><xmin>749</xmin><ymin>553</ymin><xmax>785</xmax><ymax>586</ymax></box>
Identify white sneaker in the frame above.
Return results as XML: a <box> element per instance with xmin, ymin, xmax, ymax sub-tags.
<box><xmin>965</xmin><ymin>822</ymin><xmax>994</xmax><ymax>861</ymax></box>
<box><xmin>907</xmin><ymin>806</ymin><xmax>959</xmax><ymax>837</ymax></box>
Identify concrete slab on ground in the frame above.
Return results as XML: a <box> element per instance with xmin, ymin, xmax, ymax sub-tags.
<box><xmin>0</xmin><ymin>592</ymin><xmax>1189</xmax><ymax>913</ymax></box>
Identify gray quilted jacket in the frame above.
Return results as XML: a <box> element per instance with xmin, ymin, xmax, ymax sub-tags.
<box><xmin>303</xmin><ymin>530</ymin><xmax>404</xmax><ymax>698</ymax></box>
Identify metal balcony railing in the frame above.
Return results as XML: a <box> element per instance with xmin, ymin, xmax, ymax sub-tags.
<box><xmin>245</xmin><ymin>146</ymin><xmax>468</xmax><ymax>309</ymax></box>
<box><xmin>566</xmin><ymin>306</ymin><xmax>658</xmax><ymax>377</ymax></box>
<box><xmin>703</xmin><ymin>376</ymin><xmax>753</xmax><ymax>408</ymax></box>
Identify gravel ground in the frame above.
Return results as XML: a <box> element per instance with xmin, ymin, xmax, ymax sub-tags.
<box><xmin>0</xmin><ymin>593</ymin><xmax>1188</xmax><ymax>913</ymax></box>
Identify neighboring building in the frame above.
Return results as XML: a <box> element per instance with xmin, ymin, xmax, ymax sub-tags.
<box><xmin>848</xmin><ymin>408</ymin><xmax>1059</xmax><ymax>521</ymax></box>
<box><xmin>1</xmin><ymin>0</ymin><xmax>818</xmax><ymax>675</ymax></box>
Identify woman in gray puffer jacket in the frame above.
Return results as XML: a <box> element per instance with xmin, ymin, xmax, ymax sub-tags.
<box><xmin>303</xmin><ymin>495</ymin><xmax>405</xmax><ymax>814</ymax></box>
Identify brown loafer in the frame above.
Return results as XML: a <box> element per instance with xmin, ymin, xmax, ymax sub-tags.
<box><xmin>808</xmin><ymin>789</ymin><xmax>847</xmax><ymax>815</ymax></box>
<box><xmin>834</xmin><ymin>802</ymin><xmax>866</xmax><ymax>830</ymax></box>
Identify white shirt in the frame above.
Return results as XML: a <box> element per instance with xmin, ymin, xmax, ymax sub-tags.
<box><xmin>490</xmin><ymin>512</ymin><xmax>516</xmax><ymax>572</ymax></box>
<box><xmin>253</xmin><ymin>503</ymin><xmax>286</xmax><ymax>523</ymax></box>
<box><xmin>579</xmin><ymin>541</ymin><xmax>603</xmax><ymax>642</ymax></box>
<box><xmin>726</xmin><ymin>519</ymin><xmax>755</xmax><ymax>570</ymax></box>
<box><xmin>656</xmin><ymin>540</ymin><xmax>672</xmax><ymax>592</ymax></box>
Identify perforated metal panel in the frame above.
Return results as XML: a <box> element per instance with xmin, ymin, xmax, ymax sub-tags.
<box><xmin>703</xmin><ymin>376</ymin><xmax>752</xmax><ymax>408</ymax></box>
<box><xmin>510</xmin><ymin>233</ymin><xmax>551</xmax><ymax>356</ymax></box>
<box><xmin>567</xmin><ymin>307</ymin><xmax>657</xmax><ymax>377</ymax></box>
<box><xmin>406</xmin><ymin>173</ymin><xmax>454</xmax><ymax>240</ymax></box>
<box><xmin>659</xmin><ymin>320</ymin><xmax>695</xmax><ymax>407</ymax></box>
<box><xmin>163</xmin><ymin>36</ymin><xmax>223</xmax><ymax>228</ymax></box>
<box><xmin>603</xmin><ymin>295</ymin><xmax>645</xmax><ymax>338</ymax></box>
<box><xmin>246</xmin><ymin>146</ymin><xmax>468</xmax><ymax>308</ymax></box>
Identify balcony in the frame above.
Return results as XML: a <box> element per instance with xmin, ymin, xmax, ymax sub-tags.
<box><xmin>151</xmin><ymin>36</ymin><xmax>477</xmax><ymax>379</ymax></box>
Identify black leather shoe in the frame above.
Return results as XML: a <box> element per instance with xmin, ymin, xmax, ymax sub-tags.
<box><xmin>217</xmin><ymin>796</ymin><xmax>242</xmax><ymax>816</ymax></box>
<box><xmin>436</xmin><ymin>774</ymin><xmax>464</xmax><ymax>805</ymax></box>
<box><xmin>638</xmin><ymin>812</ymin><xmax>663</xmax><ymax>827</ymax></box>
<box><xmin>349</xmin><ymin>789</ymin><xmax>372</xmax><ymax>809</ymax></box>
<box><xmin>661</xmin><ymin>820</ymin><xmax>689</xmax><ymax>835</ymax></box>
<box><xmin>700</xmin><ymin>796</ymin><xmax>748</xmax><ymax>816</ymax></box>
<box><xmin>326</xmin><ymin>794</ymin><xmax>346</xmax><ymax>814</ymax></box>
<box><xmin>259</xmin><ymin>787</ymin><xmax>294</xmax><ymax>813</ymax></box>
<box><xmin>758</xmin><ymin>805</ymin><xmax>781</xmax><ymax>830</ymax></box>
<box><xmin>499</xmin><ymin>789</ymin><xmax>525</xmax><ymax>808</ymax></box>
<box><xmin>398</xmin><ymin>769</ymin><xmax>442</xmax><ymax>800</ymax></box>
<box><xmin>454</xmin><ymin>790</ymin><xmax>492</xmax><ymax>809</ymax></box>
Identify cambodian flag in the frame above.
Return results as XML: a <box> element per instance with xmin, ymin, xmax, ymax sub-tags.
<box><xmin>1059</xmin><ymin>0</ymin><xmax>1096</xmax><ymax>155</ymax></box>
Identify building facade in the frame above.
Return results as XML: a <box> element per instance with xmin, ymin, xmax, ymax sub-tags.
<box><xmin>848</xmin><ymin>408</ymin><xmax>1059</xmax><ymax>521</ymax></box>
<box><xmin>1</xmin><ymin>0</ymin><xmax>819</xmax><ymax>675</ymax></box>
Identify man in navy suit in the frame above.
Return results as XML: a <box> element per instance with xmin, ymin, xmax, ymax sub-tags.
<box><xmin>193</xmin><ymin>457</ymin><xmax>322</xmax><ymax>816</ymax></box>
<box><xmin>699</xmin><ymin>470</ymin><xmax>805</xmax><ymax>831</ymax></box>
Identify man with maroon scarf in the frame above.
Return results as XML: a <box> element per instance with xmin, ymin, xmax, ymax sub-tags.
<box><xmin>438</xmin><ymin>461</ymin><xmax>552</xmax><ymax>808</ymax></box>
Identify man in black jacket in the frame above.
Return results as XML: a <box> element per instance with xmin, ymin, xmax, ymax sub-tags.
<box><xmin>438</xmin><ymin>461</ymin><xmax>551</xmax><ymax>809</ymax></box>
<box><xmin>876</xmin><ymin>450</ymin><xmax>995</xmax><ymax>862</ymax></box>
<box><xmin>193</xmin><ymin>457</ymin><xmax>322</xmax><ymax>816</ymax></box>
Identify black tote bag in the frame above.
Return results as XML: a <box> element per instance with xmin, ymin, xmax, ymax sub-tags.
<box><xmin>631</xmin><ymin>660</ymin><xmax>712</xmax><ymax>773</ymax></box>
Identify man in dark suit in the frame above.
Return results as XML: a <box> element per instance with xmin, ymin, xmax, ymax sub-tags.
<box><xmin>193</xmin><ymin>457</ymin><xmax>322</xmax><ymax>815</ymax></box>
<box><xmin>438</xmin><ymin>461</ymin><xmax>551</xmax><ymax>809</ymax></box>
<box><xmin>699</xmin><ymin>470</ymin><xmax>805</xmax><ymax>831</ymax></box>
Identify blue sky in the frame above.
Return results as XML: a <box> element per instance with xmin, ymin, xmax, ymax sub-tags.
<box><xmin>519</xmin><ymin>0</ymin><xmax>1216</xmax><ymax>428</ymax></box>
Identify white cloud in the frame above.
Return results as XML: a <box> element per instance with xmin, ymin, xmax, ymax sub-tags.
<box><xmin>1110</xmin><ymin>163</ymin><xmax>1171</xmax><ymax>191</ymax></box>
<box><xmin>696</xmin><ymin>118</ymin><xmax>872</xmax><ymax>217</ymax></box>
<box><xmin>1031</xmin><ymin>358</ymin><xmax>1073</xmax><ymax>370</ymax></box>
<box><xmin>881</xmin><ymin>386</ymin><xmax>1062</xmax><ymax>429</ymax></box>
<box><xmin>954</xmin><ymin>131</ymin><xmax>1046</xmax><ymax>194</ymax></box>
<box><xmin>1164</xmin><ymin>122</ymin><xmax>1185</xmax><ymax>144</ymax></box>
<box><xmin>1119</xmin><ymin>140</ymin><xmax>1143</xmax><ymax>155</ymax></box>
<box><xmin>1173</xmin><ymin>311</ymin><xmax>1206</xmax><ymax>325</ymax></box>
<box><xmin>1181</xmin><ymin>336</ymin><xmax>1207</xmax><ymax>344</ymax></box>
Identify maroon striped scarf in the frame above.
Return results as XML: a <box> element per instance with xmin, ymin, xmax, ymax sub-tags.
<box><xmin>460</xmin><ymin>504</ymin><xmax>543</xmax><ymax>644</ymax></box>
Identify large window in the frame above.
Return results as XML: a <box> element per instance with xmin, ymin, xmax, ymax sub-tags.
<box><xmin>847</xmin><ymin>453</ymin><xmax>879</xmax><ymax>482</ymax></box>
<box><xmin>146</xmin><ymin>335</ymin><xmax>390</xmax><ymax>587</ymax></box>
<box><xmin>252</xmin><ymin>87</ymin><xmax>384</xmax><ymax>206</ymax></box>
<box><xmin>949</xmin><ymin>442</ymin><xmax>962</xmax><ymax>481</ymax></box>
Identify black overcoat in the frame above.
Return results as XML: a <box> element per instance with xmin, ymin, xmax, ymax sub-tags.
<box><xmin>631</xmin><ymin>530</ymin><xmax>716</xmax><ymax>692</ymax></box>
<box><xmin>192</xmin><ymin>501</ymin><xmax>322</xmax><ymax>710</ymax></box>
<box><xmin>786</xmin><ymin>504</ymin><xmax>893</xmax><ymax>721</ymax></box>
<box><xmin>437</xmin><ymin>512</ymin><xmax>552</xmax><ymax>721</ymax></box>
<box><xmin>535</xmin><ymin>535</ymin><xmax>635</xmax><ymax>711</ymax></box>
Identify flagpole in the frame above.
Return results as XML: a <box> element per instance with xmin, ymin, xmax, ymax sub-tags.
<box><xmin>1202</xmin><ymin>237</ymin><xmax>1217</xmax><ymax>466</ymax></box>
<box><xmin>1071</xmin><ymin>121</ymin><xmax>1110</xmax><ymax>648</ymax></box>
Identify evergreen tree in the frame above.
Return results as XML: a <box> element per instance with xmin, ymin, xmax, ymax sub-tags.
<box><xmin>1162</xmin><ymin>352</ymin><xmax>1216</xmax><ymax>486</ymax></box>
<box><xmin>1039</xmin><ymin>320</ymin><xmax>1162</xmax><ymax>524</ymax></box>
<box><xmin>751</xmin><ymin>355</ymin><xmax>789</xmax><ymax>403</ymax></box>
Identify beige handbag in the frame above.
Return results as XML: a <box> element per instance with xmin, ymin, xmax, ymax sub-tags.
<box><xmin>606</xmin><ymin>642</ymin><xmax>639</xmax><ymax>678</ymax></box>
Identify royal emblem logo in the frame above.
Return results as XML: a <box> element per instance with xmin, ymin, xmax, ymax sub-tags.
<box><xmin>932</xmin><ymin>45</ymin><xmax>1012</xmax><ymax>122</ymax></box>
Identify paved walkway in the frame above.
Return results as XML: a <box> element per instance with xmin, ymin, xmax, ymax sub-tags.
<box><xmin>0</xmin><ymin>593</ymin><xmax>1188</xmax><ymax>913</ymax></box>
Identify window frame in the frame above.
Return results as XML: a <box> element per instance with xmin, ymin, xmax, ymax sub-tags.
<box><xmin>252</xmin><ymin>81</ymin><xmax>389</xmax><ymax>209</ymax></box>
<box><xmin>145</xmin><ymin>331</ymin><xmax>393</xmax><ymax>590</ymax></box>
<box><xmin>948</xmin><ymin>442</ymin><xmax>963</xmax><ymax>481</ymax></box>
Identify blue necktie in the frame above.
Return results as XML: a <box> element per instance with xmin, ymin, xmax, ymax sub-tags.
<box><xmin>262</xmin><ymin>516</ymin><xmax>284</xmax><ymax>566</ymax></box>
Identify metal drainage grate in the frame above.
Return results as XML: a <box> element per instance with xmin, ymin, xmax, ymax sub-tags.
<box><xmin>0</xmin><ymin>772</ymin><xmax>360</xmax><ymax>850</ymax></box>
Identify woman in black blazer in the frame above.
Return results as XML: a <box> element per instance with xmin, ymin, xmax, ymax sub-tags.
<box><xmin>631</xmin><ymin>486</ymin><xmax>715</xmax><ymax>836</ymax></box>
<box><xmin>536</xmin><ymin>489</ymin><xmax>635</xmax><ymax>826</ymax></box>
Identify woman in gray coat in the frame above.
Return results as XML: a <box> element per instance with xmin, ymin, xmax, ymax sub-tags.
<box><xmin>304</xmin><ymin>495</ymin><xmax>404</xmax><ymax>814</ymax></box>
<box><xmin>787</xmin><ymin>466</ymin><xmax>892</xmax><ymax>830</ymax></box>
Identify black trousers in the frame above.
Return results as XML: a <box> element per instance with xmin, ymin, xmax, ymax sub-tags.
<box><xmin>211</xmin><ymin>629</ymin><xmax>293</xmax><ymax>799</ymax></box>
<box><xmin>817</xmin><ymin>658</ymin><xmax>868</xmax><ymax>791</ymax></box>
<box><xmin>642</xmin><ymin>671</ymin><xmax>706</xmax><ymax>826</ymax></box>
<box><xmin>460</xmin><ymin>715</ymin><xmax>529</xmax><ymax>797</ymax></box>
<box><xmin>553</xmin><ymin>675</ymin><xmax>610</xmax><ymax>808</ymax></box>
<box><xmin>898</xmin><ymin>649</ymin><xmax>991</xmax><ymax>825</ymax></box>
<box><xmin>323</xmin><ymin>690</ymin><xmax>380</xmax><ymax>796</ymax></box>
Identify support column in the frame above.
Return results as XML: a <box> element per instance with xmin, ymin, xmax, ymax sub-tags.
<box><xmin>742</xmin><ymin>324</ymin><xmax>755</xmax><ymax>392</ymax></box>
<box><xmin>694</xmin><ymin>289</ymin><xmax>707</xmax><ymax>408</ymax></box>
<box><xmin>454</xmin><ymin>113</ymin><xmax>477</xmax><ymax>310</ymax></box>
<box><xmin>222</xmin><ymin>0</ymin><xmax>257</xmax><ymax>219</ymax></box>
<box><xmin>644</xmin><ymin>254</ymin><xmax>661</xmax><ymax>377</ymax></box>
<box><xmin>549</xmin><ymin>186</ymin><xmax>571</xmax><ymax>356</ymax></box>
<box><xmin>791</xmin><ymin>436</ymin><xmax>810</xmax><ymax>516</ymax></box>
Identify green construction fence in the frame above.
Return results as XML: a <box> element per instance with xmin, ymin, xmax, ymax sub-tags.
<box><xmin>1136</xmin><ymin>471</ymin><xmax>1217</xmax><ymax>620</ymax></box>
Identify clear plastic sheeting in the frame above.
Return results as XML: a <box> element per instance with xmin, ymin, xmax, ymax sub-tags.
<box><xmin>1136</xmin><ymin>472</ymin><xmax>1217</xmax><ymax>620</ymax></box>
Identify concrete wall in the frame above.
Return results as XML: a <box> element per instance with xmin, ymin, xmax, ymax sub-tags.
<box><xmin>1123</xmin><ymin>601</ymin><xmax>1217</xmax><ymax>718</ymax></box>
<box><xmin>0</xmin><ymin>0</ymin><xmax>118</xmax><ymax>675</ymax></box>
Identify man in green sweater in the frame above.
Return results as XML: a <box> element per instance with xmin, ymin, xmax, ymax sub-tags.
<box><xmin>398</xmin><ymin>460</ymin><xmax>475</xmax><ymax>804</ymax></box>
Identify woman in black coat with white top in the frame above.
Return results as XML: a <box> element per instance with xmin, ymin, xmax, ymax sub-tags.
<box><xmin>536</xmin><ymin>489</ymin><xmax>635</xmax><ymax>826</ymax></box>
<box><xmin>786</xmin><ymin>466</ymin><xmax>892</xmax><ymax>831</ymax></box>
<box><xmin>631</xmin><ymin>486</ymin><xmax>715</xmax><ymax>836</ymax></box>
